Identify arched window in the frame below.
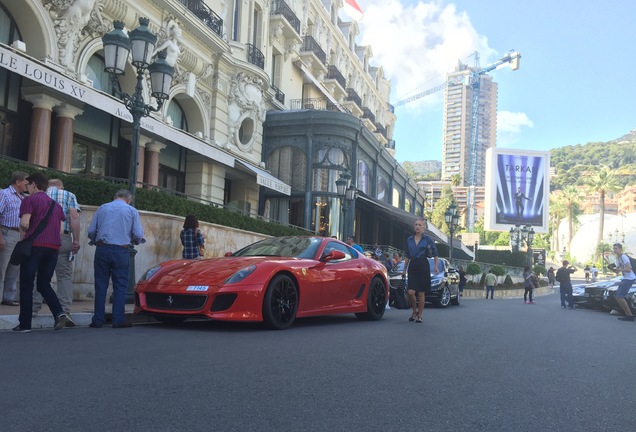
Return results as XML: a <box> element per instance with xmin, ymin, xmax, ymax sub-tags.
<box><xmin>86</xmin><ymin>55</ymin><xmax>112</xmax><ymax>92</ymax></box>
<box><xmin>0</xmin><ymin>4</ymin><xmax>21</xmax><ymax>113</ymax></box>
<box><xmin>166</xmin><ymin>99</ymin><xmax>189</xmax><ymax>132</ymax></box>
<box><xmin>392</xmin><ymin>187</ymin><xmax>400</xmax><ymax>207</ymax></box>
<box><xmin>267</xmin><ymin>145</ymin><xmax>307</xmax><ymax>191</ymax></box>
<box><xmin>377</xmin><ymin>174</ymin><xmax>388</xmax><ymax>202</ymax></box>
<box><xmin>357</xmin><ymin>160</ymin><xmax>370</xmax><ymax>194</ymax></box>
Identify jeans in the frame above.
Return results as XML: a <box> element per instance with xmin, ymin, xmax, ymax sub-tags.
<box><xmin>18</xmin><ymin>246</ymin><xmax>62</xmax><ymax>330</ymax></box>
<box><xmin>486</xmin><ymin>286</ymin><xmax>494</xmax><ymax>299</ymax></box>
<box><xmin>560</xmin><ymin>282</ymin><xmax>573</xmax><ymax>307</ymax></box>
<box><xmin>93</xmin><ymin>245</ymin><xmax>130</xmax><ymax>325</ymax></box>
<box><xmin>33</xmin><ymin>233</ymin><xmax>74</xmax><ymax>314</ymax></box>
<box><xmin>0</xmin><ymin>227</ymin><xmax>21</xmax><ymax>302</ymax></box>
<box><xmin>524</xmin><ymin>287</ymin><xmax>533</xmax><ymax>302</ymax></box>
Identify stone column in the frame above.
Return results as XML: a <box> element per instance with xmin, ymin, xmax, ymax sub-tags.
<box><xmin>51</xmin><ymin>103</ymin><xmax>84</xmax><ymax>172</ymax></box>
<box><xmin>144</xmin><ymin>141</ymin><xmax>166</xmax><ymax>188</ymax></box>
<box><xmin>22</xmin><ymin>93</ymin><xmax>61</xmax><ymax>167</ymax></box>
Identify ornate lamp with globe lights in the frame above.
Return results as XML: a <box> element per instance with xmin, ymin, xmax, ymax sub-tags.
<box><xmin>444</xmin><ymin>202</ymin><xmax>460</xmax><ymax>261</ymax></box>
<box><xmin>102</xmin><ymin>18</ymin><xmax>174</xmax><ymax>302</ymax></box>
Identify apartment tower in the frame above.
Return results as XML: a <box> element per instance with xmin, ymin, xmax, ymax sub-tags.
<box><xmin>441</xmin><ymin>63</ymin><xmax>498</xmax><ymax>187</ymax></box>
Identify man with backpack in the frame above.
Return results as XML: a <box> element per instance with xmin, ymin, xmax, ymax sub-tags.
<box><xmin>611</xmin><ymin>243</ymin><xmax>635</xmax><ymax>322</ymax></box>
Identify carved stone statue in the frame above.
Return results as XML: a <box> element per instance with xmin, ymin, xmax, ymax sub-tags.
<box><xmin>45</xmin><ymin>0</ymin><xmax>106</xmax><ymax>73</ymax></box>
<box><xmin>153</xmin><ymin>19</ymin><xmax>182</xmax><ymax>69</ymax></box>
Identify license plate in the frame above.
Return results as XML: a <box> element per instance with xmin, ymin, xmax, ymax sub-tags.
<box><xmin>186</xmin><ymin>285</ymin><xmax>209</xmax><ymax>292</ymax></box>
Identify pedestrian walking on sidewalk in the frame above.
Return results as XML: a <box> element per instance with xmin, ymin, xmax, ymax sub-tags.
<box><xmin>484</xmin><ymin>270</ymin><xmax>496</xmax><ymax>299</ymax></box>
<box><xmin>88</xmin><ymin>189</ymin><xmax>145</xmax><ymax>328</ymax></box>
<box><xmin>556</xmin><ymin>260</ymin><xmax>576</xmax><ymax>309</ymax></box>
<box><xmin>13</xmin><ymin>172</ymin><xmax>67</xmax><ymax>333</ymax></box>
<box><xmin>0</xmin><ymin>171</ymin><xmax>28</xmax><ymax>306</ymax></box>
<box><xmin>403</xmin><ymin>218</ymin><xmax>438</xmax><ymax>323</ymax></box>
<box><xmin>610</xmin><ymin>243</ymin><xmax>636</xmax><ymax>322</ymax></box>
<box><xmin>32</xmin><ymin>179</ymin><xmax>81</xmax><ymax>326</ymax></box>
<box><xmin>523</xmin><ymin>266</ymin><xmax>536</xmax><ymax>304</ymax></box>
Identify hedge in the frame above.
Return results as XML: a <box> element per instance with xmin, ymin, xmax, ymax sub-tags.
<box><xmin>0</xmin><ymin>159</ymin><xmax>307</xmax><ymax>237</ymax></box>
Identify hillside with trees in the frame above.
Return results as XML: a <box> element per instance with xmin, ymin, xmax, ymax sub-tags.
<box><xmin>550</xmin><ymin>131</ymin><xmax>636</xmax><ymax>190</ymax></box>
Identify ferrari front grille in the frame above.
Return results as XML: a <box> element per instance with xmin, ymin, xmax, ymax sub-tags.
<box><xmin>146</xmin><ymin>293</ymin><xmax>208</xmax><ymax>311</ymax></box>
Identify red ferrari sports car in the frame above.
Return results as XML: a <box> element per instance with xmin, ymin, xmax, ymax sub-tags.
<box><xmin>134</xmin><ymin>236</ymin><xmax>389</xmax><ymax>329</ymax></box>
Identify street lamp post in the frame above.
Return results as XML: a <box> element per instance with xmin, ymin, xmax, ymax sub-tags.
<box><xmin>102</xmin><ymin>18</ymin><xmax>175</xmax><ymax>202</ymax></box>
<box><xmin>510</xmin><ymin>224</ymin><xmax>534</xmax><ymax>265</ymax></box>
<box><xmin>335</xmin><ymin>172</ymin><xmax>356</xmax><ymax>240</ymax></box>
<box><xmin>526</xmin><ymin>226</ymin><xmax>535</xmax><ymax>267</ymax></box>
<box><xmin>102</xmin><ymin>18</ymin><xmax>174</xmax><ymax>302</ymax></box>
<box><xmin>444</xmin><ymin>202</ymin><xmax>460</xmax><ymax>262</ymax></box>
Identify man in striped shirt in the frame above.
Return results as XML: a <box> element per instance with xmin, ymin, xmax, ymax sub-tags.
<box><xmin>0</xmin><ymin>171</ymin><xmax>28</xmax><ymax>306</ymax></box>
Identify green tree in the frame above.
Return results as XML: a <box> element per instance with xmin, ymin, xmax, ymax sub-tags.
<box><xmin>586</xmin><ymin>166</ymin><xmax>621</xmax><ymax>251</ymax></box>
<box><xmin>450</xmin><ymin>174</ymin><xmax>462</xmax><ymax>187</ymax></box>
<box><xmin>558</xmin><ymin>185</ymin><xmax>583</xmax><ymax>252</ymax></box>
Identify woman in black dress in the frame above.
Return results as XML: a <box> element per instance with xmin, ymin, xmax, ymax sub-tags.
<box><xmin>402</xmin><ymin>218</ymin><xmax>439</xmax><ymax>323</ymax></box>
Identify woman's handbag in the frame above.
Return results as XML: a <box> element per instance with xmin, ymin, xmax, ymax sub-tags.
<box><xmin>9</xmin><ymin>200</ymin><xmax>57</xmax><ymax>265</ymax></box>
<box><xmin>392</xmin><ymin>277</ymin><xmax>411</xmax><ymax>310</ymax></box>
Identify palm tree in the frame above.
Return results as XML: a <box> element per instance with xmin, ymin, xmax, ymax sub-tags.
<box><xmin>549</xmin><ymin>194</ymin><xmax>567</xmax><ymax>252</ymax></box>
<box><xmin>586</xmin><ymin>166</ymin><xmax>620</xmax><ymax>248</ymax></box>
<box><xmin>450</xmin><ymin>174</ymin><xmax>462</xmax><ymax>187</ymax></box>
<box><xmin>558</xmin><ymin>185</ymin><xmax>583</xmax><ymax>251</ymax></box>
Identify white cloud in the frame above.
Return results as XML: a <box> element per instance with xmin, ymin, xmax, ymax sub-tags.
<box><xmin>356</xmin><ymin>1</ymin><xmax>497</xmax><ymax>109</ymax></box>
<box><xmin>497</xmin><ymin>111</ymin><xmax>534</xmax><ymax>133</ymax></box>
<box><xmin>497</xmin><ymin>110</ymin><xmax>534</xmax><ymax>147</ymax></box>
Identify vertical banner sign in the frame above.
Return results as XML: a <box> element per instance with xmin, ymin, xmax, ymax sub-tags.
<box><xmin>485</xmin><ymin>148</ymin><xmax>550</xmax><ymax>233</ymax></box>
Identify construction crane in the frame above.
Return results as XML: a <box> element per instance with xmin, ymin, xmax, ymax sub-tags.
<box><xmin>393</xmin><ymin>50</ymin><xmax>521</xmax><ymax>230</ymax></box>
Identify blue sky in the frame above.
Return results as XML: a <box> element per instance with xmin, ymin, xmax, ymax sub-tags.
<box><xmin>354</xmin><ymin>0</ymin><xmax>636</xmax><ymax>163</ymax></box>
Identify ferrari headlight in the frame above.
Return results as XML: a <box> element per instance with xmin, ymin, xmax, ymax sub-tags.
<box><xmin>140</xmin><ymin>265</ymin><xmax>161</xmax><ymax>281</ymax></box>
<box><xmin>225</xmin><ymin>265</ymin><xmax>257</xmax><ymax>284</ymax></box>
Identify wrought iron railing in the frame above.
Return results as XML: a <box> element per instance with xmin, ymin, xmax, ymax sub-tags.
<box><xmin>301</xmin><ymin>36</ymin><xmax>327</xmax><ymax>65</ymax></box>
<box><xmin>346</xmin><ymin>88</ymin><xmax>362</xmax><ymax>107</ymax></box>
<box><xmin>270</xmin><ymin>0</ymin><xmax>301</xmax><ymax>34</ymax></box>
<box><xmin>326</xmin><ymin>65</ymin><xmax>347</xmax><ymax>89</ymax></box>
<box><xmin>177</xmin><ymin>0</ymin><xmax>223</xmax><ymax>37</ymax></box>
<box><xmin>375</xmin><ymin>123</ymin><xmax>387</xmax><ymax>137</ymax></box>
<box><xmin>246</xmin><ymin>43</ymin><xmax>265</xmax><ymax>70</ymax></box>
<box><xmin>362</xmin><ymin>107</ymin><xmax>376</xmax><ymax>124</ymax></box>
<box><xmin>290</xmin><ymin>98</ymin><xmax>340</xmax><ymax>111</ymax></box>
<box><xmin>271</xmin><ymin>84</ymin><xmax>285</xmax><ymax>104</ymax></box>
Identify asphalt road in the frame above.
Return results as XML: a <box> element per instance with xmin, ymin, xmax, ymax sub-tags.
<box><xmin>2</xmin><ymin>291</ymin><xmax>635</xmax><ymax>432</ymax></box>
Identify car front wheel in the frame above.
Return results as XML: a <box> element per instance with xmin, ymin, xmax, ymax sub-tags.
<box><xmin>436</xmin><ymin>285</ymin><xmax>451</xmax><ymax>308</ymax></box>
<box><xmin>356</xmin><ymin>277</ymin><xmax>387</xmax><ymax>321</ymax></box>
<box><xmin>262</xmin><ymin>274</ymin><xmax>298</xmax><ymax>330</ymax></box>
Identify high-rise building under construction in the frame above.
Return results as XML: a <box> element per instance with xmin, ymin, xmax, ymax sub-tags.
<box><xmin>441</xmin><ymin>63</ymin><xmax>498</xmax><ymax>187</ymax></box>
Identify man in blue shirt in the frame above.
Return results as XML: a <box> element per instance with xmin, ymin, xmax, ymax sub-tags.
<box><xmin>346</xmin><ymin>236</ymin><xmax>363</xmax><ymax>254</ymax></box>
<box><xmin>88</xmin><ymin>189</ymin><xmax>145</xmax><ymax>328</ymax></box>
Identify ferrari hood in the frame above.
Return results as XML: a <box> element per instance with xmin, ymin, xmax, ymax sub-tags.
<box><xmin>149</xmin><ymin>256</ymin><xmax>297</xmax><ymax>286</ymax></box>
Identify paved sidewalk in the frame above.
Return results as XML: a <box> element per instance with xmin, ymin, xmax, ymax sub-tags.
<box><xmin>0</xmin><ymin>300</ymin><xmax>153</xmax><ymax>331</ymax></box>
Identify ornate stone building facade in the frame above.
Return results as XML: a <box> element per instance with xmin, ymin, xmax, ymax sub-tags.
<box><xmin>0</xmin><ymin>0</ymin><xmax>426</xmax><ymax>247</ymax></box>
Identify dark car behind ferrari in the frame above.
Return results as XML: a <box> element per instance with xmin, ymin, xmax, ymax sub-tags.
<box><xmin>603</xmin><ymin>283</ymin><xmax>636</xmax><ymax>314</ymax></box>
<box><xmin>388</xmin><ymin>258</ymin><xmax>460</xmax><ymax>308</ymax></box>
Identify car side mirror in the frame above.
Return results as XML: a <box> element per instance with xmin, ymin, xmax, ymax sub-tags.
<box><xmin>224</xmin><ymin>251</ymin><xmax>233</xmax><ymax>257</ymax></box>
<box><xmin>322</xmin><ymin>250</ymin><xmax>346</xmax><ymax>261</ymax></box>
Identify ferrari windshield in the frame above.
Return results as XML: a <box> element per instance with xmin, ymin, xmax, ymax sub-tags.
<box><xmin>232</xmin><ymin>237</ymin><xmax>323</xmax><ymax>259</ymax></box>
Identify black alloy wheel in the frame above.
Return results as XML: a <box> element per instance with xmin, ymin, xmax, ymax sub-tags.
<box><xmin>355</xmin><ymin>277</ymin><xmax>387</xmax><ymax>321</ymax></box>
<box><xmin>262</xmin><ymin>274</ymin><xmax>298</xmax><ymax>330</ymax></box>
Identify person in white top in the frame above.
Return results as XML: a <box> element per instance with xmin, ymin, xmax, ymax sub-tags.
<box><xmin>591</xmin><ymin>265</ymin><xmax>599</xmax><ymax>282</ymax></box>
<box><xmin>611</xmin><ymin>243</ymin><xmax>636</xmax><ymax>322</ymax></box>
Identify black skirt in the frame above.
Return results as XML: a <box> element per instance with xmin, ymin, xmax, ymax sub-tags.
<box><xmin>407</xmin><ymin>257</ymin><xmax>431</xmax><ymax>293</ymax></box>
